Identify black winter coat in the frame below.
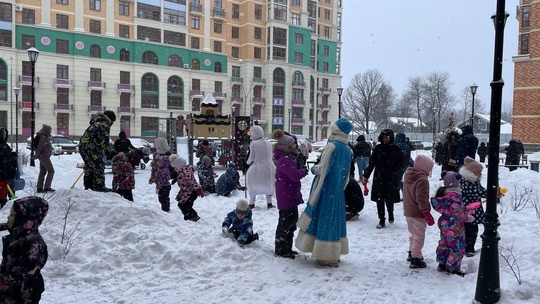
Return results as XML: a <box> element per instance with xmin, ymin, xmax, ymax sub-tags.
<box><xmin>363</xmin><ymin>137</ymin><xmax>403</xmax><ymax>203</ymax></box>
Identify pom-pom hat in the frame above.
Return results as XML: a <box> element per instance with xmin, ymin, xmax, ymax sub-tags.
<box><xmin>335</xmin><ymin>118</ymin><xmax>353</xmax><ymax>134</ymax></box>
<box><xmin>441</xmin><ymin>171</ymin><xmax>462</xmax><ymax>188</ymax></box>
<box><xmin>464</xmin><ymin>156</ymin><xmax>483</xmax><ymax>176</ymax></box>
<box><xmin>273</xmin><ymin>129</ymin><xmax>295</xmax><ymax>146</ymax></box>
<box><xmin>236</xmin><ymin>199</ymin><xmax>249</xmax><ymax>214</ymax></box>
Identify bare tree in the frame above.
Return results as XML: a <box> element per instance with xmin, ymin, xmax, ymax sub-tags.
<box><xmin>501</xmin><ymin>101</ymin><xmax>513</xmax><ymax>123</ymax></box>
<box><xmin>342</xmin><ymin>69</ymin><xmax>388</xmax><ymax>134</ymax></box>
<box><xmin>373</xmin><ymin>83</ymin><xmax>396</xmax><ymax>128</ymax></box>
<box><xmin>401</xmin><ymin>76</ymin><xmax>425</xmax><ymax>129</ymax></box>
<box><xmin>422</xmin><ymin>71</ymin><xmax>455</xmax><ymax>131</ymax></box>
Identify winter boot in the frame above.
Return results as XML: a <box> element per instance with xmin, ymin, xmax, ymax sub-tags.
<box><xmin>406</xmin><ymin>251</ymin><xmax>412</xmax><ymax>262</ymax></box>
<box><xmin>376</xmin><ymin>219</ymin><xmax>385</xmax><ymax>229</ymax></box>
<box><xmin>448</xmin><ymin>269</ymin><xmax>466</xmax><ymax>277</ymax></box>
<box><xmin>409</xmin><ymin>258</ymin><xmax>427</xmax><ymax>269</ymax></box>
<box><xmin>275</xmin><ymin>252</ymin><xmax>295</xmax><ymax>259</ymax></box>
<box><xmin>249</xmin><ymin>204</ymin><xmax>255</xmax><ymax>209</ymax></box>
<box><xmin>388</xmin><ymin>212</ymin><xmax>394</xmax><ymax>224</ymax></box>
<box><xmin>437</xmin><ymin>264</ymin><xmax>447</xmax><ymax>272</ymax></box>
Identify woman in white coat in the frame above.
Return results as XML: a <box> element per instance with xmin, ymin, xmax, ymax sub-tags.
<box><xmin>246</xmin><ymin>125</ymin><xmax>276</xmax><ymax>209</ymax></box>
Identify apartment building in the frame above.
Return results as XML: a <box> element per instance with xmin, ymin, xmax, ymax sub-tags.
<box><xmin>513</xmin><ymin>0</ymin><xmax>540</xmax><ymax>148</ymax></box>
<box><xmin>0</xmin><ymin>0</ymin><xmax>343</xmax><ymax>141</ymax></box>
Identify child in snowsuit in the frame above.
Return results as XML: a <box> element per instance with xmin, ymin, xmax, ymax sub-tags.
<box><xmin>111</xmin><ymin>152</ymin><xmax>135</xmax><ymax>201</ymax></box>
<box><xmin>215</xmin><ymin>163</ymin><xmax>240</xmax><ymax>196</ymax></box>
<box><xmin>153</xmin><ymin>154</ymin><xmax>172</xmax><ymax>212</ymax></box>
<box><xmin>172</xmin><ymin>156</ymin><xmax>204</xmax><ymax>222</ymax></box>
<box><xmin>222</xmin><ymin>199</ymin><xmax>259</xmax><ymax>247</ymax></box>
<box><xmin>459</xmin><ymin>156</ymin><xmax>487</xmax><ymax>257</ymax></box>
<box><xmin>431</xmin><ymin>171</ymin><xmax>469</xmax><ymax>276</ymax></box>
<box><xmin>0</xmin><ymin>196</ymin><xmax>48</xmax><ymax>303</ymax></box>
<box><xmin>197</xmin><ymin>156</ymin><xmax>216</xmax><ymax>194</ymax></box>
<box><xmin>272</xmin><ymin>130</ymin><xmax>308</xmax><ymax>259</ymax></box>
<box><xmin>0</xmin><ymin>128</ymin><xmax>17</xmax><ymax>208</ymax></box>
<box><xmin>345</xmin><ymin>156</ymin><xmax>364</xmax><ymax>221</ymax></box>
<box><xmin>402</xmin><ymin>154</ymin><xmax>435</xmax><ymax>269</ymax></box>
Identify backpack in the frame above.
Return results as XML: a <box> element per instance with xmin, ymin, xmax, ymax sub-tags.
<box><xmin>32</xmin><ymin>133</ymin><xmax>42</xmax><ymax>149</ymax></box>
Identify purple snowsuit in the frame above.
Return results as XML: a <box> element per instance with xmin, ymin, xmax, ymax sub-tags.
<box><xmin>431</xmin><ymin>190</ymin><xmax>468</xmax><ymax>272</ymax></box>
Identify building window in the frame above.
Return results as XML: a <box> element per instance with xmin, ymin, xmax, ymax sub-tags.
<box><xmin>120</xmin><ymin>48</ymin><xmax>130</xmax><ymax>62</ymax></box>
<box><xmin>232</xmin><ymin>66</ymin><xmax>240</xmax><ymax>78</ymax></box>
<box><xmin>273</xmin><ymin>47</ymin><xmax>286</xmax><ymax>60</ymax></box>
<box><xmin>254</xmin><ymin>47</ymin><xmax>261</xmax><ymax>59</ymax></box>
<box><xmin>90</xmin><ymin>90</ymin><xmax>102</xmax><ymax>106</ymax></box>
<box><xmin>323</xmin><ymin>26</ymin><xmax>330</xmax><ymax>39</ymax></box>
<box><xmin>56</xmin><ymin>0</ymin><xmax>68</xmax><ymax>4</ymax></box>
<box><xmin>232</xmin><ymin>27</ymin><xmax>239</xmax><ymax>39</ymax></box>
<box><xmin>273</xmin><ymin>68</ymin><xmax>285</xmax><ymax>84</ymax></box>
<box><xmin>520</xmin><ymin>33</ymin><xmax>529</xmax><ymax>54</ymax></box>
<box><xmin>164</xmin><ymin>8</ymin><xmax>186</xmax><ymax>25</ymax></box>
<box><xmin>214</xmin><ymin>81</ymin><xmax>222</xmax><ymax>93</ymax></box>
<box><xmin>168</xmin><ymin>54</ymin><xmax>182</xmax><ymax>67</ymax></box>
<box><xmin>56</xmin><ymin>14</ymin><xmax>69</xmax><ymax>29</ymax></box>
<box><xmin>0</xmin><ymin>3</ymin><xmax>11</xmax><ymax>22</ymax></box>
<box><xmin>21</xmin><ymin>35</ymin><xmax>35</xmax><ymax>49</ymax></box>
<box><xmin>274</xmin><ymin>3</ymin><xmax>287</xmax><ymax>21</ymax></box>
<box><xmin>90</xmin><ymin>68</ymin><xmax>101</xmax><ymax>82</ymax></box>
<box><xmin>255</xmin><ymin>4</ymin><xmax>262</xmax><ymax>19</ymax></box>
<box><xmin>167</xmin><ymin>75</ymin><xmax>183</xmax><ymax>94</ymax></box>
<box><xmin>214</xmin><ymin>41</ymin><xmax>222</xmax><ymax>52</ymax></box>
<box><xmin>273</xmin><ymin>28</ymin><xmax>287</xmax><ymax>45</ymax></box>
<box><xmin>254</xmin><ymin>67</ymin><xmax>262</xmax><ymax>78</ymax></box>
<box><xmin>57</xmin><ymin>89</ymin><xmax>69</xmax><ymax>104</ymax></box>
<box><xmin>232</xmin><ymin>4</ymin><xmax>239</xmax><ymax>19</ymax></box>
<box><xmin>295</xmin><ymin>33</ymin><xmax>303</xmax><ymax>45</ymax></box>
<box><xmin>214</xmin><ymin>21</ymin><xmax>222</xmax><ymax>33</ymax></box>
<box><xmin>324</xmin><ymin>9</ymin><xmax>330</xmax><ymax>20</ymax></box>
<box><xmin>142</xmin><ymin>51</ymin><xmax>158</xmax><ymax>64</ymax></box>
<box><xmin>120</xmin><ymin>71</ymin><xmax>130</xmax><ymax>84</ymax></box>
<box><xmin>119</xmin><ymin>24</ymin><xmax>130</xmax><ymax>38</ymax></box>
<box><xmin>522</xmin><ymin>6</ymin><xmax>530</xmax><ymax>28</ymax></box>
<box><xmin>141</xmin><ymin>73</ymin><xmax>159</xmax><ymax>108</ymax></box>
<box><xmin>119</xmin><ymin>1</ymin><xmax>130</xmax><ymax>16</ymax></box>
<box><xmin>192</xmin><ymin>58</ymin><xmax>200</xmax><ymax>70</ymax></box>
<box><xmin>164</xmin><ymin>30</ymin><xmax>186</xmax><ymax>46</ymax></box>
<box><xmin>292</xmin><ymin>0</ymin><xmax>300</xmax><ymax>6</ymax></box>
<box><xmin>90</xmin><ymin>0</ymin><xmax>101</xmax><ymax>11</ymax></box>
<box><xmin>294</xmin><ymin>52</ymin><xmax>303</xmax><ymax>64</ymax></box>
<box><xmin>254</xmin><ymin>27</ymin><xmax>261</xmax><ymax>40</ymax></box>
<box><xmin>191</xmin><ymin>37</ymin><xmax>200</xmax><ymax>49</ymax></box>
<box><xmin>291</xmin><ymin>13</ymin><xmax>299</xmax><ymax>25</ymax></box>
<box><xmin>137</xmin><ymin>26</ymin><xmax>161</xmax><ymax>42</ymax></box>
<box><xmin>191</xmin><ymin>16</ymin><xmax>200</xmax><ymax>29</ymax></box>
<box><xmin>89</xmin><ymin>19</ymin><xmax>101</xmax><ymax>34</ymax></box>
<box><xmin>22</xmin><ymin>62</ymin><xmax>31</xmax><ymax>76</ymax></box>
<box><xmin>56</xmin><ymin>39</ymin><xmax>69</xmax><ymax>54</ymax></box>
<box><xmin>192</xmin><ymin>78</ymin><xmax>201</xmax><ymax>91</ymax></box>
<box><xmin>231</xmin><ymin>47</ymin><xmax>239</xmax><ymax>58</ymax></box>
<box><xmin>90</xmin><ymin>44</ymin><xmax>101</xmax><ymax>58</ymax></box>
<box><xmin>323</xmin><ymin>45</ymin><xmax>329</xmax><ymax>56</ymax></box>
<box><xmin>120</xmin><ymin>92</ymin><xmax>131</xmax><ymax>107</ymax></box>
<box><xmin>214</xmin><ymin>62</ymin><xmax>222</xmax><ymax>73</ymax></box>
<box><xmin>57</xmin><ymin>64</ymin><xmax>69</xmax><ymax>79</ymax></box>
<box><xmin>22</xmin><ymin>9</ymin><xmax>35</xmax><ymax>24</ymax></box>
<box><xmin>323</xmin><ymin>62</ymin><xmax>329</xmax><ymax>72</ymax></box>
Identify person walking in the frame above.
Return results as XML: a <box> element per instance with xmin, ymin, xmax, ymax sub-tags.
<box><xmin>113</xmin><ymin>131</ymin><xmax>135</xmax><ymax>154</ymax></box>
<box><xmin>477</xmin><ymin>142</ymin><xmax>487</xmax><ymax>163</ymax></box>
<box><xmin>296</xmin><ymin>118</ymin><xmax>353</xmax><ymax>267</ymax></box>
<box><xmin>362</xmin><ymin>129</ymin><xmax>404</xmax><ymax>228</ymax></box>
<box><xmin>245</xmin><ymin>125</ymin><xmax>276</xmax><ymax>209</ymax></box>
<box><xmin>353</xmin><ymin>135</ymin><xmax>371</xmax><ymax>181</ymax></box>
<box><xmin>35</xmin><ymin>124</ymin><xmax>55</xmax><ymax>193</ymax></box>
<box><xmin>456</xmin><ymin>125</ymin><xmax>479</xmax><ymax>167</ymax></box>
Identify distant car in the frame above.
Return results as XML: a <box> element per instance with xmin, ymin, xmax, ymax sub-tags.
<box><xmin>27</xmin><ymin>134</ymin><xmax>78</xmax><ymax>155</ymax></box>
<box><xmin>410</xmin><ymin>140</ymin><xmax>424</xmax><ymax>150</ymax></box>
<box><xmin>311</xmin><ymin>139</ymin><xmax>328</xmax><ymax>152</ymax></box>
<box><xmin>129</xmin><ymin>138</ymin><xmax>154</xmax><ymax>152</ymax></box>
<box><xmin>293</xmin><ymin>134</ymin><xmax>312</xmax><ymax>152</ymax></box>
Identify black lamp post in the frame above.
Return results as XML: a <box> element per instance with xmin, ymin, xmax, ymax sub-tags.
<box><xmin>432</xmin><ymin>107</ymin><xmax>437</xmax><ymax>159</ymax></box>
<box><xmin>474</xmin><ymin>3</ymin><xmax>508</xmax><ymax>303</ymax></box>
<box><xmin>14</xmin><ymin>87</ymin><xmax>20</xmax><ymax>152</ymax></box>
<box><xmin>470</xmin><ymin>83</ymin><xmax>478</xmax><ymax>131</ymax></box>
<box><xmin>337</xmin><ymin>87</ymin><xmax>343</xmax><ymax>119</ymax></box>
<box><xmin>288</xmin><ymin>107</ymin><xmax>291</xmax><ymax>133</ymax></box>
<box><xmin>27</xmin><ymin>47</ymin><xmax>39</xmax><ymax>167</ymax></box>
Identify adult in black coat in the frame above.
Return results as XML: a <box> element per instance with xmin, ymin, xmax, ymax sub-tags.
<box><xmin>440</xmin><ymin>130</ymin><xmax>461</xmax><ymax>172</ymax></box>
<box><xmin>362</xmin><ymin>129</ymin><xmax>403</xmax><ymax>229</ymax></box>
<box><xmin>505</xmin><ymin>139</ymin><xmax>522</xmax><ymax>171</ymax></box>
<box><xmin>113</xmin><ymin>131</ymin><xmax>135</xmax><ymax>154</ymax></box>
<box><xmin>477</xmin><ymin>142</ymin><xmax>487</xmax><ymax>163</ymax></box>
<box><xmin>456</xmin><ymin>125</ymin><xmax>479</xmax><ymax>167</ymax></box>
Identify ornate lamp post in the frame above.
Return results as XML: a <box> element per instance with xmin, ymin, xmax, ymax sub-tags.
<box><xmin>474</xmin><ymin>3</ymin><xmax>509</xmax><ymax>303</ymax></box>
<box><xmin>288</xmin><ymin>107</ymin><xmax>291</xmax><ymax>133</ymax></box>
<box><xmin>470</xmin><ymin>83</ymin><xmax>478</xmax><ymax>131</ymax></box>
<box><xmin>27</xmin><ymin>47</ymin><xmax>39</xmax><ymax>167</ymax></box>
<box><xmin>337</xmin><ymin>87</ymin><xmax>343</xmax><ymax>119</ymax></box>
<box><xmin>14</xmin><ymin>87</ymin><xmax>20</xmax><ymax>152</ymax></box>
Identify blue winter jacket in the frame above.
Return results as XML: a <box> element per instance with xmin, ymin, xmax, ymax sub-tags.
<box><xmin>222</xmin><ymin>209</ymin><xmax>254</xmax><ymax>245</ymax></box>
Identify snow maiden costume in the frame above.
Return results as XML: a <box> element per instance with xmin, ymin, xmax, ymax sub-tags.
<box><xmin>296</xmin><ymin>118</ymin><xmax>353</xmax><ymax>267</ymax></box>
<box><xmin>245</xmin><ymin>125</ymin><xmax>276</xmax><ymax>208</ymax></box>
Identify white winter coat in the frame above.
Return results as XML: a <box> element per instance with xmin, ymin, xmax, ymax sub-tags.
<box><xmin>246</xmin><ymin>129</ymin><xmax>275</xmax><ymax>197</ymax></box>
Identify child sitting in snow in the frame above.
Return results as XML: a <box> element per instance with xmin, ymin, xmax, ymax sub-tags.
<box><xmin>197</xmin><ymin>156</ymin><xmax>216</xmax><ymax>194</ymax></box>
<box><xmin>215</xmin><ymin>162</ymin><xmax>240</xmax><ymax>196</ymax></box>
<box><xmin>222</xmin><ymin>199</ymin><xmax>259</xmax><ymax>247</ymax></box>
<box><xmin>111</xmin><ymin>152</ymin><xmax>135</xmax><ymax>201</ymax></box>
<box><xmin>431</xmin><ymin>171</ymin><xmax>471</xmax><ymax>277</ymax></box>
<box><xmin>171</xmin><ymin>156</ymin><xmax>204</xmax><ymax>222</ymax></box>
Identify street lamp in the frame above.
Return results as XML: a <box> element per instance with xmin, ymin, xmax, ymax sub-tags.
<box><xmin>288</xmin><ymin>107</ymin><xmax>291</xmax><ymax>133</ymax></box>
<box><xmin>337</xmin><ymin>87</ymin><xmax>343</xmax><ymax>119</ymax></box>
<box><xmin>470</xmin><ymin>83</ymin><xmax>478</xmax><ymax>131</ymax></box>
<box><xmin>432</xmin><ymin>107</ymin><xmax>437</xmax><ymax>159</ymax></box>
<box><xmin>14</xmin><ymin>87</ymin><xmax>20</xmax><ymax>152</ymax></box>
<box><xmin>474</xmin><ymin>4</ymin><xmax>509</xmax><ymax>304</ymax></box>
<box><xmin>27</xmin><ymin>47</ymin><xmax>39</xmax><ymax>167</ymax></box>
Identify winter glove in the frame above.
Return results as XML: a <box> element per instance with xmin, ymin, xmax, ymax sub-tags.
<box><xmin>197</xmin><ymin>188</ymin><xmax>205</xmax><ymax>197</ymax></box>
<box><xmin>467</xmin><ymin>215</ymin><xmax>475</xmax><ymax>223</ymax></box>
<box><xmin>422</xmin><ymin>211</ymin><xmax>435</xmax><ymax>226</ymax></box>
<box><xmin>222</xmin><ymin>226</ymin><xmax>229</xmax><ymax>235</ymax></box>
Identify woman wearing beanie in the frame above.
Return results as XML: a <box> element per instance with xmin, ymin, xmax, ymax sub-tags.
<box><xmin>245</xmin><ymin>125</ymin><xmax>276</xmax><ymax>209</ymax></box>
<box><xmin>296</xmin><ymin>118</ymin><xmax>353</xmax><ymax>267</ymax></box>
<box><xmin>459</xmin><ymin>156</ymin><xmax>487</xmax><ymax>257</ymax></box>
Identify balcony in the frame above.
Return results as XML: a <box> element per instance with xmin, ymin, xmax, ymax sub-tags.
<box><xmin>117</xmin><ymin>107</ymin><xmax>135</xmax><ymax>116</ymax></box>
<box><xmin>213</xmin><ymin>92</ymin><xmax>227</xmax><ymax>100</ymax></box>
<box><xmin>252</xmin><ymin>97</ymin><xmax>265</xmax><ymax>105</ymax></box>
<box><xmin>190</xmin><ymin>2</ymin><xmax>202</xmax><ymax>14</ymax></box>
<box><xmin>317</xmin><ymin>120</ymin><xmax>331</xmax><ymax>127</ymax></box>
<box><xmin>117</xmin><ymin>83</ymin><xmax>135</xmax><ymax>94</ymax></box>
<box><xmin>88</xmin><ymin>81</ymin><xmax>106</xmax><ymax>91</ymax></box>
<box><xmin>213</xmin><ymin>8</ymin><xmax>226</xmax><ymax>19</ymax></box>
<box><xmin>18</xmin><ymin>75</ymin><xmax>40</xmax><ymax>86</ymax></box>
<box><xmin>54</xmin><ymin>79</ymin><xmax>74</xmax><ymax>90</ymax></box>
<box><xmin>231</xmin><ymin>96</ymin><xmax>243</xmax><ymax>105</ymax></box>
<box><xmin>318</xmin><ymin>87</ymin><xmax>331</xmax><ymax>95</ymax></box>
<box><xmin>54</xmin><ymin>103</ymin><xmax>74</xmax><ymax>113</ymax></box>
<box><xmin>18</xmin><ymin>101</ymin><xmax>40</xmax><ymax>112</ymax></box>
<box><xmin>252</xmin><ymin>77</ymin><xmax>266</xmax><ymax>86</ymax></box>
<box><xmin>318</xmin><ymin>103</ymin><xmax>331</xmax><ymax>111</ymax></box>
<box><xmin>292</xmin><ymin>118</ymin><xmax>305</xmax><ymax>124</ymax></box>
<box><xmin>231</xmin><ymin>77</ymin><xmax>243</xmax><ymax>84</ymax></box>
<box><xmin>292</xmin><ymin>81</ymin><xmax>305</xmax><ymax>88</ymax></box>
<box><xmin>189</xmin><ymin>90</ymin><xmax>204</xmax><ymax>97</ymax></box>
<box><xmin>292</xmin><ymin>99</ymin><xmax>304</xmax><ymax>106</ymax></box>
<box><xmin>88</xmin><ymin>105</ymin><xmax>106</xmax><ymax>113</ymax></box>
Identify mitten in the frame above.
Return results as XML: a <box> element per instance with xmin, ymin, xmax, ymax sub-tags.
<box><xmin>222</xmin><ymin>226</ymin><xmax>229</xmax><ymax>235</ymax></box>
<box><xmin>422</xmin><ymin>211</ymin><xmax>435</xmax><ymax>226</ymax></box>
<box><xmin>197</xmin><ymin>188</ymin><xmax>205</xmax><ymax>197</ymax></box>
<box><xmin>467</xmin><ymin>215</ymin><xmax>475</xmax><ymax>223</ymax></box>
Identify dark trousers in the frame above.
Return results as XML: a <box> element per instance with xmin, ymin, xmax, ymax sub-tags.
<box><xmin>116</xmin><ymin>189</ymin><xmax>133</xmax><ymax>202</ymax></box>
<box><xmin>464</xmin><ymin>222</ymin><xmax>479</xmax><ymax>253</ymax></box>
<box><xmin>376</xmin><ymin>198</ymin><xmax>394</xmax><ymax>223</ymax></box>
<box><xmin>232</xmin><ymin>229</ymin><xmax>258</xmax><ymax>245</ymax></box>
<box><xmin>275</xmin><ymin>207</ymin><xmax>298</xmax><ymax>255</ymax></box>
<box><xmin>178</xmin><ymin>190</ymin><xmax>198</xmax><ymax>221</ymax></box>
<box><xmin>158</xmin><ymin>185</ymin><xmax>171</xmax><ymax>211</ymax></box>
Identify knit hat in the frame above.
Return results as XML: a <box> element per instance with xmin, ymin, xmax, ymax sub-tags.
<box><xmin>228</xmin><ymin>162</ymin><xmax>236</xmax><ymax>169</ymax></box>
<box><xmin>236</xmin><ymin>199</ymin><xmax>249</xmax><ymax>214</ymax></box>
<box><xmin>357</xmin><ymin>135</ymin><xmax>365</xmax><ymax>142</ymax></box>
<box><xmin>170</xmin><ymin>156</ymin><xmax>187</xmax><ymax>170</ymax></box>
<box><xmin>202</xmin><ymin>156</ymin><xmax>212</xmax><ymax>165</ymax></box>
<box><xmin>335</xmin><ymin>118</ymin><xmax>353</xmax><ymax>134</ymax></box>
<box><xmin>441</xmin><ymin>171</ymin><xmax>462</xmax><ymax>188</ymax></box>
<box><xmin>273</xmin><ymin>129</ymin><xmax>295</xmax><ymax>146</ymax></box>
<box><xmin>464</xmin><ymin>156</ymin><xmax>483</xmax><ymax>176</ymax></box>
<box><xmin>169</xmin><ymin>154</ymin><xmax>179</xmax><ymax>162</ymax></box>
<box><xmin>104</xmin><ymin>110</ymin><xmax>116</xmax><ymax>122</ymax></box>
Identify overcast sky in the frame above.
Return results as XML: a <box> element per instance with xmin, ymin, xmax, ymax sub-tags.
<box><xmin>341</xmin><ymin>0</ymin><xmax>519</xmax><ymax>111</ymax></box>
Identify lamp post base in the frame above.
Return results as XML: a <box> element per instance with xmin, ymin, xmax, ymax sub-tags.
<box><xmin>474</xmin><ymin>214</ymin><xmax>501</xmax><ymax>304</ymax></box>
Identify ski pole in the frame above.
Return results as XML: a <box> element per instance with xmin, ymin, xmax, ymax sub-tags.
<box><xmin>71</xmin><ymin>170</ymin><xmax>86</xmax><ymax>189</ymax></box>
<box><xmin>6</xmin><ymin>184</ymin><xmax>16</xmax><ymax>200</ymax></box>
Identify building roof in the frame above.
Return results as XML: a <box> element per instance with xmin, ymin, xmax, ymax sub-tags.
<box><xmin>386</xmin><ymin>117</ymin><xmax>427</xmax><ymax>128</ymax></box>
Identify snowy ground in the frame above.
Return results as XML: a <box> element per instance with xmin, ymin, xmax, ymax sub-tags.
<box><xmin>2</xmin><ymin>146</ymin><xmax>540</xmax><ymax>304</ymax></box>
